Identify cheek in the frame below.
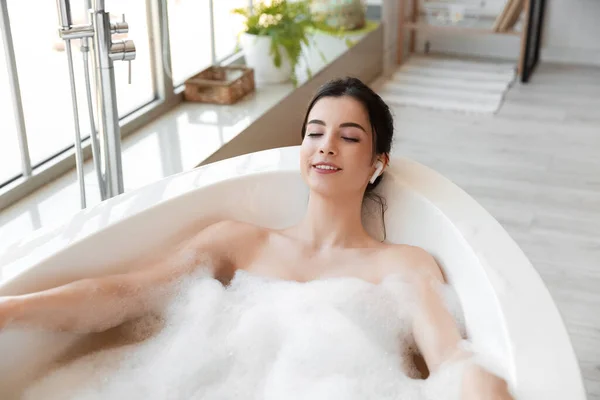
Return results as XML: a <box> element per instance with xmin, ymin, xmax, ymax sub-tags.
<box><xmin>348</xmin><ymin>144</ymin><xmax>374</xmax><ymax>171</ymax></box>
<box><xmin>350</xmin><ymin>152</ymin><xmax>377</xmax><ymax>185</ymax></box>
<box><xmin>299</xmin><ymin>138</ymin><xmax>312</xmax><ymax>174</ymax></box>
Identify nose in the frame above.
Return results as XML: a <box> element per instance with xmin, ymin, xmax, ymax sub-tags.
<box><xmin>319</xmin><ymin>134</ymin><xmax>337</xmax><ymax>156</ymax></box>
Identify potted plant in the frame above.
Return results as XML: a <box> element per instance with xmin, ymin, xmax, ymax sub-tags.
<box><xmin>233</xmin><ymin>0</ymin><xmax>318</xmax><ymax>85</ymax></box>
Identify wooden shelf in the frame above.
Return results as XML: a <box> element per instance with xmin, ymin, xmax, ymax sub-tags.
<box><xmin>396</xmin><ymin>0</ymin><xmax>532</xmax><ymax>76</ymax></box>
<box><xmin>404</xmin><ymin>21</ymin><xmax>522</xmax><ymax>37</ymax></box>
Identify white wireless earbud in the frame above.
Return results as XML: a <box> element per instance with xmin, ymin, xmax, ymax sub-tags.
<box><xmin>369</xmin><ymin>160</ymin><xmax>384</xmax><ymax>184</ymax></box>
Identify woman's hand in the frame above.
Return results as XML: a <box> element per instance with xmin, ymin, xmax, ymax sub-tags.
<box><xmin>461</xmin><ymin>363</ymin><xmax>514</xmax><ymax>400</ymax></box>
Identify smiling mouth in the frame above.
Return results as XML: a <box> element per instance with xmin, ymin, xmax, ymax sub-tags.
<box><xmin>312</xmin><ymin>164</ymin><xmax>341</xmax><ymax>173</ymax></box>
<box><xmin>314</xmin><ymin>165</ymin><xmax>339</xmax><ymax>170</ymax></box>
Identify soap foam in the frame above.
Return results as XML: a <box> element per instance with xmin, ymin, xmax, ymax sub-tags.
<box><xmin>22</xmin><ymin>270</ymin><xmax>496</xmax><ymax>400</ymax></box>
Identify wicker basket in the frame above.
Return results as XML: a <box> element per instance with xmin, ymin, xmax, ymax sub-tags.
<box><xmin>184</xmin><ymin>66</ymin><xmax>255</xmax><ymax>105</ymax></box>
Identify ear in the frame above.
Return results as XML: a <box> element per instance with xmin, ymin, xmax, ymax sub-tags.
<box><xmin>369</xmin><ymin>154</ymin><xmax>389</xmax><ymax>184</ymax></box>
<box><xmin>373</xmin><ymin>154</ymin><xmax>390</xmax><ymax>170</ymax></box>
<box><xmin>370</xmin><ymin>160</ymin><xmax>385</xmax><ymax>184</ymax></box>
<box><xmin>380</xmin><ymin>153</ymin><xmax>390</xmax><ymax>170</ymax></box>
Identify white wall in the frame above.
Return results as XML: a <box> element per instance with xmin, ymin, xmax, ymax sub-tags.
<box><xmin>540</xmin><ymin>0</ymin><xmax>600</xmax><ymax>66</ymax></box>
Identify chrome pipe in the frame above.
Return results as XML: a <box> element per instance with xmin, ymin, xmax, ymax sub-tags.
<box><xmin>54</xmin><ymin>0</ymin><xmax>133</xmax><ymax>203</ymax></box>
<box><xmin>82</xmin><ymin>40</ymin><xmax>106</xmax><ymax>200</ymax></box>
<box><xmin>56</xmin><ymin>0</ymin><xmax>87</xmax><ymax>208</ymax></box>
<box><xmin>1</xmin><ymin>0</ymin><xmax>32</xmax><ymax>177</ymax></box>
<box><xmin>59</xmin><ymin>24</ymin><xmax>94</xmax><ymax>40</ymax></box>
<box><xmin>82</xmin><ymin>0</ymin><xmax>106</xmax><ymax>200</ymax></box>
<box><xmin>56</xmin><ymin>0</ymin><xmax>73</xmax><ymax>27</ymax></box>
<box><xmin>65</xmin><ymin>39</ymin><xmax>87</xmax><ymax>209</ymax></box>
<box><xmin>92</xmin><ymin>2</ymin><xmax>124</xmax><ymax>197</ymax></box>
<box><xmin>96</xmin><ymin>64</ymin><xmax>123</xmax><ymax>197</ymax></box>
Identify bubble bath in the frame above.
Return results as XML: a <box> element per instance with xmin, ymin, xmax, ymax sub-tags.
<box><xmin>22</xmin><ymin>270</ymin><xmax>497</xmax><ymax>400</ymax></box>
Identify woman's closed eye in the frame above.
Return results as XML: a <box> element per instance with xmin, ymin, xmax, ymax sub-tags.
<box><xmin>306</xmin><ymin>133</ymin><xmax>359</xmax><ymax>143</ymax></box>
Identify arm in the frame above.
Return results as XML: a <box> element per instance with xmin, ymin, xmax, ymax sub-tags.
<box><xmin>407</xmin><ymin>249</ymin><xmax>514</xmax><ymax>400</ymax></box>
<box><xmin>0</xmin><ymin>220</ymin><xmax>238</xmax><ymax>334</ymax></box>
<box><xmin>0</xmin><ymin>268</ymin><xmax>176</xmax><ymax>333</ymax></box>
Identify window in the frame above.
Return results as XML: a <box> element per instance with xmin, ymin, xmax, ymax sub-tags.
<box><xmin>7</xmin><ymin>0</ymin><xmax>99</xmax><ymax>166</ymax></box>
<box><xmin>6</xmin><ymin>0</ymin><xmax>155</xmax><ymax>172</ymax></box>
<box><xmin>168</xmin><ymin>0</ymin><xmax>213</xmax><ymax>86</ymax></box>
<box><xmin>0</xmin><ymin>28</ymin><xmax>20</xmax><ymax>184</ymax></box>
<box><xmin>1</xmin><ymin>0</ymin><xmax>252</xmax><ymax>204</ymax></box>
<box><xmin>214</xmin><ymin>0</ymin><xmax>248</xmax><ymax>61</ymax></box>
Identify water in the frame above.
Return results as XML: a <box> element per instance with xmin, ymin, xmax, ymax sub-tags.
<box><xmin>22</xmin><ymin>270</ymin><xmax>500</xmax><ymax>400</ymax></box>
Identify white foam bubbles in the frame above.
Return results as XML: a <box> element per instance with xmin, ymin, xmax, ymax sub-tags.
<box><xmin>22</xmin><ymin>270</ymin><xmax>496</xmax><ymax>400</ymax></box>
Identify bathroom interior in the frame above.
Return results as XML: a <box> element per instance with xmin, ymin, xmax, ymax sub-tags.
<box><xmin>0</xmin><ymin>0</ymin><xmax>599</xmax><ymax>398</ymax></box>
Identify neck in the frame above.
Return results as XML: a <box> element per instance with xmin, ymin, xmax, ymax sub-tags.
<box><xmin>293</xmin><ymin>191</ymin><xmax>369</xmax><ymax>249</ymax></box>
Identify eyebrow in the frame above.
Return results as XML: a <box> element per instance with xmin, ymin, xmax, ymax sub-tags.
<box><xmin>307</xmin><ymin>119</ymin><xmax>367</xmax><ymax>133</ymax></box>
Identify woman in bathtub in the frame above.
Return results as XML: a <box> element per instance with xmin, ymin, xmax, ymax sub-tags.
<box><xmin>0</xmin><ymin>77</ymin><xmax>513</xmax><ymax>399</ymax></box>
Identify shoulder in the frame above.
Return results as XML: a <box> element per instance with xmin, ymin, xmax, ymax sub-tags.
<box><xmin>163</xmin><ymin>219</ymin><xmax>268</xmax><ymax>265</ymax></box>
<box><xmin>166</xmin><ymin>220</ymin><xmax>268</xmax><ymax>279</ymax></box>
<box><xmin>195</xmin><ymin>219</ymin><xmax>269</xmax><ymax>249</ymax></box>
<box><xmin>378</xmin><ymin>244</ymin><xmax>445</xmax><ymax>284</ymax></box>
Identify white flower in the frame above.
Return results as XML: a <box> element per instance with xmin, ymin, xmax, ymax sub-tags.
<box><xmin>258</xmin><ymin>13</ymin><xmax>278</xmax><ymax>27</ymax></box>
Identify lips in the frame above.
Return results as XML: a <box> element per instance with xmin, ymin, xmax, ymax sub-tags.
<box><xmin>312</xmin><ymin>162</ymin><xmax>341</xmax><ymax>174</ymax></box>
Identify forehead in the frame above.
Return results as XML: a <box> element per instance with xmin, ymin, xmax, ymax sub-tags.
<box><xmin>307</xmin><ymin>96</ymin><xmax>370</xmax><ymax>125</ymax></box>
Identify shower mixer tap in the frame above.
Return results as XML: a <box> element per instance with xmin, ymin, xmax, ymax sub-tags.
<box><xmin>58</xmin><ymin>9</ymin><xmax>136</xmax><ymax>79</ymax></box>
<box><xmin>109</xmin><ymin>15</ymin><xmax>135</xmax><ymax>84</ymax></box>
<box><xmin>56</xmin><ymin>0</ymin><xmax>136</xmax><ymax>207</ymax></box>
<box><xmin>108</xmin><ymin>15</ymin><xmax>136</xmax><ymax>64</ymax></box>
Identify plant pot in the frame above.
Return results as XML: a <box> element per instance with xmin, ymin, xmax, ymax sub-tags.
<box><xmin>239</xmin><ymin>32</ymin><xmax>293</xmax><ymax>84</ymax></box>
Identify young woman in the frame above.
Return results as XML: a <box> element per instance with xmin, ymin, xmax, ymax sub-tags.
<box><xmin>0</xmin><ymin>77</ymin><xmax>513</xmax><ymax>399</ymax></box>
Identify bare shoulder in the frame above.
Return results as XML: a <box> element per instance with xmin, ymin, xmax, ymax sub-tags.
<box><xmin>127</xmin><ymin>220</ymin><xmax>267</xmax><ymax>286</ymax></box>
<box><xmin>157</xmin><ymin>220</ymin><xmax>268</xmax><ymax>275</ymax></box>
<box><xmin>378</xmin><ymin>243</ymin><xmax>445</xmax><ymax>284</ymax></box>
<box><xmin>192</xmin><ymin>219</ymin><xmax>269</xmax><ymax>253</ymax></box>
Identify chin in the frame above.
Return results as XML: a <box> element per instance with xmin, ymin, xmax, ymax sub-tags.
<box><xmin>308</xmin><ymin>178</ymin><xmax>356</xmax><ymax>199</ymax></box>
<box><xmin>307</xmin><ymin>179</ymin><xmax>339</xmax><ymax>197</ymax></box>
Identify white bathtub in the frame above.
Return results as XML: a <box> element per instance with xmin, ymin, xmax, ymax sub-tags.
<box><xmin>0</xmin><ymin>146</ymin><xmax>586</xmax><ymax>399</ymax></box>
